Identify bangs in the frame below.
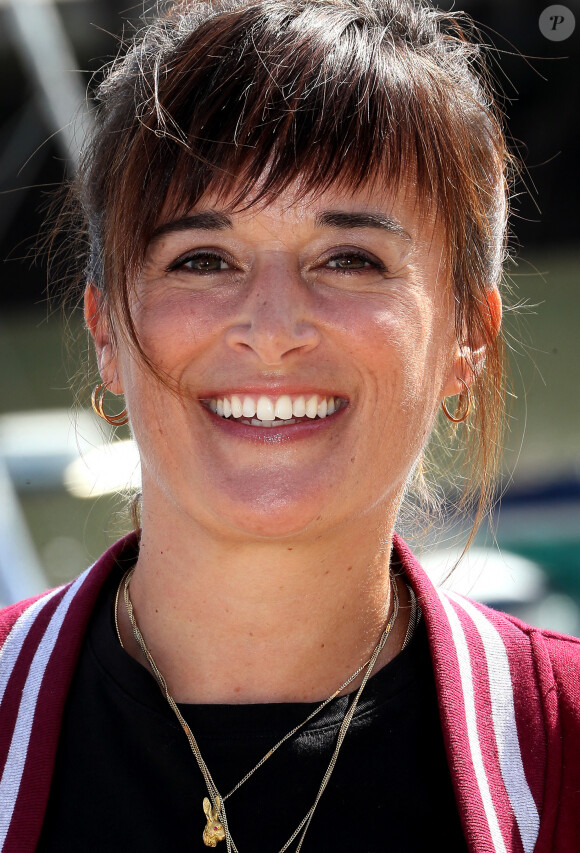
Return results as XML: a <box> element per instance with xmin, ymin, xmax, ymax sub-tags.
<box><xmin>163</xmin><ymin>8</ymin><xmax>426</xmax><ymax>211</ymax></box>
<box><xmin>95</xmin><ymin>0</ymin><xmax>500</xmax><ymax>290</ymax></box>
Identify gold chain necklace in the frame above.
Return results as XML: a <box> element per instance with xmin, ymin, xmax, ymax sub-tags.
<box><xmin>116</xmin><ymin>567</ymin><xmax>401</xmax><ymax>852</ymax></box>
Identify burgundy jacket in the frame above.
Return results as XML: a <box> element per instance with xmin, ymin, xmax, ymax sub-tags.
<box><xmin>0</xmin><ymin>533</ymin><xmax>579</xmax><ymax>852</ymax></box>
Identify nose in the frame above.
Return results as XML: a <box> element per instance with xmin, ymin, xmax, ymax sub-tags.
<box><xmin>225</xmin><ymin>257</ymin><xmax>321</xmax><ymax>366</ymax></box>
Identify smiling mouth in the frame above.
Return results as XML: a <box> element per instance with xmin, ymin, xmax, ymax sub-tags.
<box><xmin>201</xmin><ymin>394</ymin><xmax>347</xmax><ymax>427</ymax></box>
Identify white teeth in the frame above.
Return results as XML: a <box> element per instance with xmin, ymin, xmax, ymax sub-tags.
<box><xmin>231</xmin><ymin>395</ymin><xmax>243</xmax><ymax>418</ymax></box>
<box><xmin>256</xmin><ymin>396</ymin><xmax>275</xmax><ymax>421</ymax></box>
<box><xmin>292</xmin><ymin>396</ymin><xmax>306</xmax><ymax>417</ymax></box>
<box><xmin>305</xmin><ymin>395</ymin><xmax>318</xmax><ymax>418</ymax></box>
<box><xmin>251</xmin><ymin>418</ymin><xmax>296</xmax><ymax>427</ymax></box>
<box><xmin>274</xmin><ymin>395</ymin><xmax>293</xmax><ymax>420</ymax></box>
<box><xmin>242</xmin><ymin>396</ymin><xmax>256</xmax><ymax>417</ymax></box>
<box><xmin>208</xmin><ymin>394</ymin><xmax>343</xmax><ymax>423</ymax></box>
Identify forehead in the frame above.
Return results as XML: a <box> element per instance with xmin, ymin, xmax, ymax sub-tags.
<box><xmin>156</xmin><ymin>176</ymin><xmax>441</xmax><ymax>243</ymax></box>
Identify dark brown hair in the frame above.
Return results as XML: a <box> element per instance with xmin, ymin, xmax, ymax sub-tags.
<box><xmin>71</xmin><ymin>0</ymin><xmax>512</xmax><ymax>536</ymax></box>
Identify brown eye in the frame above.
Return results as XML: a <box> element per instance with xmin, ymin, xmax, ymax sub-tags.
<box><xmin>170</xmin><ymin>253</ymin><xmax>230</xmax><ymax>273</ymax></box>
<box><xmin>325</xmin><ymin>253</ymin><xmax>382</xmax><ymax>271</ymax></box>
<box><xmin>329</xmin><ymin>256</ymin><xmax>369</xmax><ymax>270</ymax></box>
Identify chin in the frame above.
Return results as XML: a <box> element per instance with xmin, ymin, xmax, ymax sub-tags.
<box><xmin>207</xmin><ymin>487</ymin><xmax>332</xmax><ymax>541</ymax></box>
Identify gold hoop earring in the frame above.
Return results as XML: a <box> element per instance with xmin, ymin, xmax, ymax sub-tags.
<box><xmin>91</xmin><ymin>383</ymin><xmax>129</xmax><ymax>426</ymax></box>
<box><xmin>441</xmin><ymin>378</ymin><xmax>471</xmax><ymax>424</ymax></box>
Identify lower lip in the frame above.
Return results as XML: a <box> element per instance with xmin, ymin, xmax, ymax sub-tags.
<box><xmin>201</xmin><ymin>405</ymin><xmax>348</xmax><ymax>442</ymax></box>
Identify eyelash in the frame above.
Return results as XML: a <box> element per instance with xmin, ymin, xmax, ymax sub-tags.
<box><xmin>167</xmin><ymin>251</ymin><xmax>232</xmax><ymax>274</ymax></box>
<box><xmin>322</xmin><ymin>251</ymin><xmax>386</xmax><ymax>273</ymax></box>
<box><xmin>167</xmin><ymin>249</ymin><xmax>386</xmax><ymax>275</ymax></box>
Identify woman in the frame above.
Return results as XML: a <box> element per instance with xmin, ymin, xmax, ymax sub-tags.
<box><xmin>1</xmin><ymin>1</ymin><xmax>578</xmax><ymax>850</ymax></box>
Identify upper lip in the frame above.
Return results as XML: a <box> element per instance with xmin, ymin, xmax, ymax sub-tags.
<box><xmin>198</xmin><ymin>387</ymin><xmax>348</xmax><ymax>400</ymax></box>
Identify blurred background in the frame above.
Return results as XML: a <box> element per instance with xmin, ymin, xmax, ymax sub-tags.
<box><xmin>0</xmin><ymin>0</ymin><xmax>578</xmax><ymax>631</ymax></box>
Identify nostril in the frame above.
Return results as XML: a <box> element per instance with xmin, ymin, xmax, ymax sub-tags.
<box><xmin>225</xmin><ymin>323</ymin><xmax>321</xmax><ymax>366</ymax></box>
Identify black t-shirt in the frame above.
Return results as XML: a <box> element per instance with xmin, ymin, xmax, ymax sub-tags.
<box><xmin>38</xmin><ymin>564</ymin><xmax>468</xmax><ymax>852</ymax></box>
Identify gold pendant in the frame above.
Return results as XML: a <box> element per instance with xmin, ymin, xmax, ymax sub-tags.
<box><xmin>202</xmin><ymin>796</ymin><xmax>226</xmax><ymax>847</ymax></box>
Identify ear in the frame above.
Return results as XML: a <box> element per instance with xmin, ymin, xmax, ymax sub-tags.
<box><xmin>441</xmin><ymin>284</ymin><xmax>502</xmax><ymax>398</ymax></box>
<box><xmin>84</xmin><ymin>283</ymin><xmax>124</xmax><ymax>394</ymax></box>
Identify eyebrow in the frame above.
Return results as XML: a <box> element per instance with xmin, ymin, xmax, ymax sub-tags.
<box><xmin>315</xmin><ymin>211</ymin><xmax>411</xmax><ymax>240</ymax></box>
<box><xmin>151</xmin><ymin>211</ymin><xmax>233</xmax><ymax>241</ymax></box>
<box><xmin>150</xmin><ymin>209</ymin><xmax>411</xmax><ymax>241</ymax></box>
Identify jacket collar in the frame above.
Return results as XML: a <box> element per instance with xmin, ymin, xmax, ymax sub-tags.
<box><xmin>394</xmin><ymin>534</ymin><xmax>541</xmax><ymax>853</ymax></box>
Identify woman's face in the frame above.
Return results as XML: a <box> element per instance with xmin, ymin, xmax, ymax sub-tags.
<box><xmin>88</xmin><ymin>181</ymin><xmax>471</xmax><ymax>541</ymax></box>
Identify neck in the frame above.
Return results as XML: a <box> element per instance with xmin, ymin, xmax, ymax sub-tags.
<box><xmin>117</xmin><ymin>506</ymin><xmax>410</xmax><ymax>704</ymax></box>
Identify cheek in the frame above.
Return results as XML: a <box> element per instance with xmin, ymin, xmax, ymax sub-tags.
<box><xmin>339</xmin><ymin>291</ymin><xmax>454</xmax><ymax>424</ymax></box>
<box><xmin>330</xmin><ymin>291</ymin><xmax>436</xmax><ymax>381</ymax></box>
<box><xmin>130</xmin><ymin>289</ymin><xmax>226</xmax><ymax>372</ymax></box>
